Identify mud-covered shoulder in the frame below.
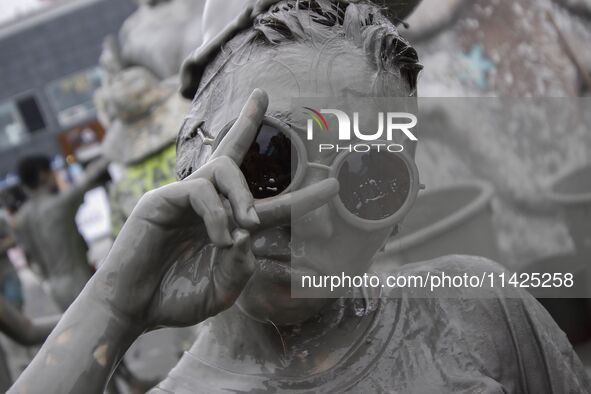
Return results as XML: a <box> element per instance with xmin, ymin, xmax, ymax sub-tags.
<box><xmin>375</xmin><ymin>256</ymin><xmax>591</xmax><ymax>393</ymax></box>
<box><xmin>378</xmin><ymin>254</ymin><xmax>517</xmax><ymax>299</ymax></box>
<box><xmin>391</xmin><ymin>254</ymin><xmax>508</xmax><ymax>277</ymax></box>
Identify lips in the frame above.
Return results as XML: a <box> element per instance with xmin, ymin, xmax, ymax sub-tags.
<box><xmin>254</xmin><ymin>255</ymin><xmax>321</xmax><ymax>285</ymax></box>
<box><xmin>252</xmin><ymin>246</ymin><xmax>293</xmax><ymax>282</ymax></box>
<box><xmin>249</xmin><ymin>226</ymin><xmax>322</xmax><ymax>285</ymax></box>
<box><xmin>254</xmin><ymin>257</ymin><xmax>291</xmax><ymax>281</ymax></box>
<box><xmin>250</xmin><ymin>227</ymin><xmax>291</xmax><ymax>265</ymax></box>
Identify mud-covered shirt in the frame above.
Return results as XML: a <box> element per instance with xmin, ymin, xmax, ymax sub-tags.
<box><xmin>109</xmin><ymin>143</ymin><xmax>177</xmax><ymax>236</ymax></box>
<box><xmin>14</xmin><ymin>187</ymin><xmax>93</xmax><ymax>310</ymax></box>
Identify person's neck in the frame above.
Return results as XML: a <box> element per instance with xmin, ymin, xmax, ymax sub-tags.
<box><xmin>188</xmin><ymin>296</ymin><xmax>380</xmax><ymax>378</ymax></box>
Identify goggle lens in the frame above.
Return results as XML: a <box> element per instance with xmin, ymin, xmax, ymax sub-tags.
<box><xmin>337</xmin><ymin>151</ymin><xmax>411</xmax><ymax>220</ymax></box>
<box><xmin>238</xmin><ymin>122</ymin><xmax>413</xmax><ymax>222</ymax></box>
<box><xmin>240</xmin><ymin>123</ymin><xmax>297</xmax><ymax>199</ymax></box>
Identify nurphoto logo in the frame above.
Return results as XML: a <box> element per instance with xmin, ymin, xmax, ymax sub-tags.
<box><xmin>303</xmin><ymin>107</ymin><xmax>418</xmax><ymax>153</ymax></box>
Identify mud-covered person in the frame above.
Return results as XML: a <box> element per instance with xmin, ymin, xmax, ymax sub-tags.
<box><xmin>10</xmin><ymin>1</ymin><xmax>591</xmax><ymax>393</ymax></box>
<box><xmin>0</xmin><ymin>208</ymin><xmax>23</xmax><ymax>310</ymax></box>
<box><xmin>14</xmin><ymin>156</ymin><xmax>109</xmax><ymax>311</ymax></box>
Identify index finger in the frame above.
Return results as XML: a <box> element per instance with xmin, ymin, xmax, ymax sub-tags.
<box><xmin>253</xmin><ymin>178</ymin><xmax>339</xmax><ymax>229</ymax></box>
<box><xmin>211</xmin><ymin>88</ymin><xmax>269</xmax><ymax>164</ymax></box>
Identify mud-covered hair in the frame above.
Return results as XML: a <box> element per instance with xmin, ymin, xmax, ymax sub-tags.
<box><xmin>194</xmin><ymin>0</ymin><xmax>421</xmax><ymax>100</ymax></box>
<box><xmin>177</xmin><ymin>0</ymin><xmax>421</xmax><ymax>180</ymax></box>
<box><xmin>17</xmin><ymin>155</ymin><xmax>51</xmax><ymax>190</ymax></box>
<box><xmin>254</xmin><ymin>0</ymin><xmax>421</xmax><ymax>91</ymax></box>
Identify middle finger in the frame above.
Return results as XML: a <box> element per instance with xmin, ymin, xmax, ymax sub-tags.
<box><xmin>211</xmin><ymin>157</ymin><xmax>260</xmax><ymax>228</ymax></box>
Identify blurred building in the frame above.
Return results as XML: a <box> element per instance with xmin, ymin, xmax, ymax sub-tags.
<box><xmin>0</xmin><ymin>0</ymin><xmax>135</xmax><ymax>186</ymax></box>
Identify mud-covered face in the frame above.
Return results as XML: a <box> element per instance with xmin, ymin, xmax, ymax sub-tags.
<box><xmin>177</xmin><ymin>41</ymin><xmax>415</xmax><ymax>324</ymax></box>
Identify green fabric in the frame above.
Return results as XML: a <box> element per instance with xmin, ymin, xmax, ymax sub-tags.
<box><xmin>109</xmin><ymin>143</ymin><xmax>177</xmax><ymax>236</ymax></box>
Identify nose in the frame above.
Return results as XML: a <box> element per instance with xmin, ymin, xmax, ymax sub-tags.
<box><xmin>291</xmin><ymin>166</ymin><xmax>335</xmax><ymax>239</ymax></box>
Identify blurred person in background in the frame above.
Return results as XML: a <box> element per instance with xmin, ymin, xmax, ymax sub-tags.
<box><xmin>95</xmin><ymin>2</ymin><xmax>195</xmax><ymax>236</ymax></box>
<box><xmin>0</xmin><ymin>208</ymin><xmax>23</xmax><ymax>311</ymax></box>
<box><xmin>118</xmin><ymin>0</ymin><xmax>205</xmax><ymax>80</ymax></box>
<box><xmin>14</xmin><ymin>158</ymin><xmax>149</xmax><ymax>394</ymax></box>
<box><xmin>95</xmin><ymin>66</ymin><xmax>189</xmax><ymax>237</ymax></box>
<box><xmin>14</xmin><ymin>155</ymin><xmax>109</xmax><ymax>311</ymax></box>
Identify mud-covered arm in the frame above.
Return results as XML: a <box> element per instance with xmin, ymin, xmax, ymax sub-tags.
<box><xmin>107</xmin><ymin>183</ymin><xmax>129</xmax><ymax>238</ymax></box>
<box><xmin>8</xmin><ymin>89</ymin><xmax>337</xmax><ymax>394</ymax></box>
<box><xmin>7</xmin><ymin>283</ymin><xmax>141</xmax><ymax>394</ymax></box>
<box><xmin>62</xmin><ymin>158</ymin><xmax>111</xmax><ymax>208</ymax></box>
<box><xmin>0</xmin><ymin>297</ymin><xmax>60</xmax><ymax>346</ymax></box>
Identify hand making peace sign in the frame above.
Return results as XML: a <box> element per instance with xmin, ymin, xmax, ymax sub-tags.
<box><xmin>93</xmin><ymin>89</ymin><xmax>339</xmax><ymax>330</ymax></box>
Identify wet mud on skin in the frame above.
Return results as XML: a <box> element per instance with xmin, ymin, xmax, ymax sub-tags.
<box><xmin>153</xmin><ymin>258</ymin><xmax>591</xmax><ymax>393</ymax></box>
<box><xmin>160</xmin><ymin>1</ymin><xmax>589</xmax><ymax>392</ymax></box>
